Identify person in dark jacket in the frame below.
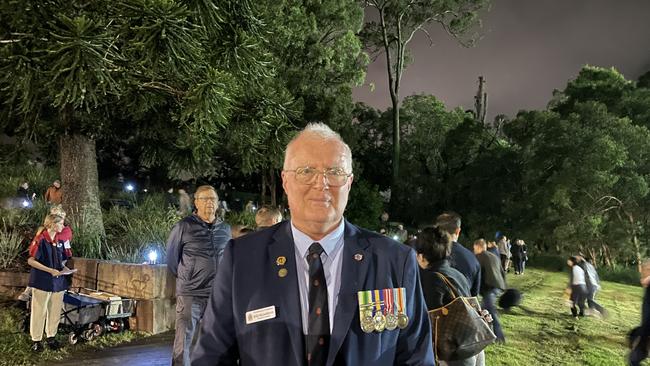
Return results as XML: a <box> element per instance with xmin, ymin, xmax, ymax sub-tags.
<box><xmin>166</xmin><ymin>185</ymin><xmax>232</xmax><ymax>366</ymax></box>
<box><xmin>630</xmin><ymin>259</ymin><xmax>650</xmax><ymax>366</ymax></box>
<box><xmin>27</xmin><ymin>214</ymin><xmax>73</xmax><ymax>352</ymax></box>
<box><xmin>511</xmin><ymin>239</ymin><xmax>527</xmax><ymax>275</ymax></box>
<box><xmin>487</xmin><ymin>240</ymin><xmax>501</xmax><ymax>260</ymax></box>
<box><xmin>435</xmin><ymin>213</ymin><xmax>481</xmax><ymax>297</ymax></box>
<box><xmin>414</xmin><ymin>227</ymin><xmax>483</xmax><ymax>366</ymax></box>
<box><xmin>577</xmin><ymin>255</ymin><xmax>607</xmax><ymax>317</ymax></box>
<box><xmin>474</xmin><ymin>239</ymin><xmax>507</xmax><ymax>343</ymax></box>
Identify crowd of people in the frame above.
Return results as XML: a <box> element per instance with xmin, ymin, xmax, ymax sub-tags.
<box><xmin>12</xmin><ymin>122</ymin><xmax>650</xmax><ymax>366</ymax></box>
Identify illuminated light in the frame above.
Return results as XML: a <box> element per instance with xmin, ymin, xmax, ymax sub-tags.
<box><xmin>22</xmin><ymin>200</ymin><xmax>29</xmax><ymax>207</ymax></box>
<box><xmin>143</xmin><ymin>189</ymin><xmax>148</xmax><ymax>193</ymax></box>
<box><xmin>392</xmin><ymin>235</ymin><xmax>399</xmax><ymax>241</ymax></box>
<box><xmin>147</xmin><ymin>250</ymin><xmax>158</xmax><ymax>264</ymax></box>
<box><xmin>125</xmin><ymin>184</ymin><xmax>135</xmax><ymax>192</ymax></box>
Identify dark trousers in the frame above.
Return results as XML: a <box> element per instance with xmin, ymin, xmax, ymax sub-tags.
<box><xmin>629</xmin><ymin>338</ymin><xmax>648</xmax><ymax>366</ymax></box>
<box><xmin>570</xmin><ymin>284</ymin><xmax>588</xmax><ymax>317</ymax></box>
<box><xmin>482</xmin><ymin>289</ymin><xmax>504</xmax><ymax>341</ymax></box>
<box><xmin>513</xmin><ymin>258</ymin><xmax>525</xmax><ymax>274</ymax></box>
<box><xmin>173</xmin><ymin>295</ymin><xmax>208</xmax><ymax>366</ymax></box>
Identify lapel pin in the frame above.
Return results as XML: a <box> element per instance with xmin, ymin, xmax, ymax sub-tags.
<box><xmin>278</xmin><ymin>268</ymin><xmax>288</xmax><ymax>278</ymax></box>
<box><xmin>354</xmin><ymin>253</ymin><xmax>363</xmax><ymax>261</ymax></box>
<box><xmin>276</xmin><ymin>256</ymin><xmax>286</xmax><ymax>266</ymax></box>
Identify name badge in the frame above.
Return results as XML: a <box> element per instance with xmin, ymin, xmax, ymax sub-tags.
<box><xmin>246</xmin><ymin>305</ymin><xmax>277</xmax><ymax>324</ymax></box>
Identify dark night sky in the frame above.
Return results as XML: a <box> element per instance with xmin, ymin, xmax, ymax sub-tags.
<box><xmin>353</xmin><ymin>0</ymin><xmax>650</xmax><ymax>120</ymax></box>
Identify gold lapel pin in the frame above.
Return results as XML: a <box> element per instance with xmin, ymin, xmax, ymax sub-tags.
<box><xmin>278</xmin><ymin>268</ymin><xmax>288</xmax><ymax>278</ymax></box>
<box><xmin>354</xmin><ymin>253</ymin><xmax>363</xmax><ymax>261</ymax></box>
<box><xmin>276</xmin><ymin>256</ymin><xmax>286</xmax><ymax>266</ymax></box>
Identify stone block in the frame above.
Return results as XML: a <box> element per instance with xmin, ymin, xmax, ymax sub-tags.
<box><xmin>68</xmin><ymin>258</ymin><xmax>175</xmax><ymax>300</ymax></box>
<box><xmin>129</xmin><ymin>297</ymin><xmax>176</xmax><ymax>334</ymax></box>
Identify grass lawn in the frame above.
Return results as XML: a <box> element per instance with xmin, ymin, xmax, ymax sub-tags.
<box><xmin>0</xmin><ymin>297</ymin><xmax>146</xmax><ymax>366</ymax></box>
<box><xmin>484</xmin><ymin>268</ymin><xmax>644</xmax><ymax>366</ymax></box>
<box><xmin>0</xmin><ymin>267</ymin><xmax>643</xmax><ymax>365</ymax></box>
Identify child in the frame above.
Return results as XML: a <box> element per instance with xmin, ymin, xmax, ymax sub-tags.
<box><xmin>27</xmin><ymin>213</ymin><xmax>73</xmax><ymax>352</ymax></box>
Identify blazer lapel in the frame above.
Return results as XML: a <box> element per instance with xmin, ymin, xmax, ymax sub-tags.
<box><xmin>327</xmin><ymin>221</ymin><xmax>370</xmax><ymax>365</ymax></box>
<box><xmin>269</xmin><ymin>223</ymin><xmax>305</xmax><ymax>366</ymax></box>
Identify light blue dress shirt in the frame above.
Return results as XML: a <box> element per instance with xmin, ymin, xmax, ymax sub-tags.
<box><xmin>291</xmin><ymin>219</ymin><xmax>345</xmax><ymax>335</ymax></box>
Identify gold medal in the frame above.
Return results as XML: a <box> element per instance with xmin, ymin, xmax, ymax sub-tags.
<box><xmin>397</xmin><ymin>313</ymin><xmax>409</xmax><ymax>329</ymax></box>
<box><xmin>373</xmin><ymin>312</ymin><xmax>386</xmax><ymax>332</ymax></box>
<box><xmin>276</xmin><ymin>256</ymin><xmax>286</xmax><ymax>266</ymax></box>
<box><xmin>395</xmin><ymin>287</ymin><xmax>409</xmax><ymax>329</ymax></box>
<box><xmin>278</xmin><ymin>268</ymin><xmax>288</xmax><ymax>277</ymax></box>
<box><xmin>361</xmin><ymin>310</ymin><xmax>375</xmax><ymax>333</ymax></box>
<box><xmin>358</xmin><ymin>291</ymin><xmax>375</xmax><ymax>332</ymax></box>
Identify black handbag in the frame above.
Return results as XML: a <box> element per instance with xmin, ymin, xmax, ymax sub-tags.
<box><xmin>429</xmin><ymin>272</ymin><xmax>497</xmax><ymax>361</ymax></box>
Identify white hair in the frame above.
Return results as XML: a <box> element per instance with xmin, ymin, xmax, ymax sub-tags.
<box><xmin>283</xmin><ymin>123</ymin><xmax>353</xmax><ymax>171</ymax></box>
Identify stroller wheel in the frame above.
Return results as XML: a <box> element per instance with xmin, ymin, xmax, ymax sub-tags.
<box><xmin>68</xmin><ymin>332</ymin><xmax>79</xmax><ymax>345</ymax></box>
<box><xmin>83</xmin><ymin>329</ymin><xmax>95</xmax><ymax>341</ymax></box>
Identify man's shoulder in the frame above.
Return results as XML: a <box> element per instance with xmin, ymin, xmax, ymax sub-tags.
<box><xmin>451</xmin><ymin>242</ymin><xmax>479</xmax><ymax>264</ymax></box>
<box><xmin>347</xmin><ymin>222</ymin><xmax>413</xmax><ymax>257</ymax></box>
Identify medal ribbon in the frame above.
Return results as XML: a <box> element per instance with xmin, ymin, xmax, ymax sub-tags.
<box><xmin>396</xmin><ymin>287</ymin><xmax>405</xmax><ymax>314</ymax></box>
<box><xmin>373</xmin><ymin>289</ymin><xmax>381</xmax><ymax>314</ymax></box>
<box><xmin>384</xmin><ymin>288</ymin><xmax>392</xmax><ymax>315</ymax></box>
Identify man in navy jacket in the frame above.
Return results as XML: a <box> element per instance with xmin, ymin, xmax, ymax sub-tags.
<box><xmin>166</xmin><ymin>185</ymin><xmax>231</xmax><ymax>366</ymax></box>
<box><xmin>192</xmin><ymin>123</ymin><xmax>434</xmax><ymax>366</ymax></box>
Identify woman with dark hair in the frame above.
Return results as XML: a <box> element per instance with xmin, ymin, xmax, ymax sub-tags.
<box><xmin>413</xmin><ymin>227</ymin><xmax>480</xmax><ymax>366</ymax></box>
<box><xmin>567</xmin><ymin>256</ymin><xmax>588</xmax><ymax>318</ymax></box>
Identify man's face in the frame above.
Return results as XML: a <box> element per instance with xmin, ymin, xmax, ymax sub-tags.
<box><xmin>282</xmin><ymin>136</ymin><xmax>353</xmax><ymax>233</ymax></box>
<box><xmin>194</xmin><ymin>190</ymin><xmax>218</xmax><ymax>220</ymax></box>
<box><xmin>473</xmin><ymin>245</ymin><xmax>481</xmax><ymax>255</ymax></box>
<box><xmin>53</xmin><ymin>181</ymin><xmax>61</xmax><ymax>188</ymax></box>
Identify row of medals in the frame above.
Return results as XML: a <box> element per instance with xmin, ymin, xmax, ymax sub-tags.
<box><xmin>360</xmin><ymin>304</ymin><xmax>409</xmax><ymax>333</ymax></box>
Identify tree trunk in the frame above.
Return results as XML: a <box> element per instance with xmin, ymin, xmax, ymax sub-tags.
<box><xmin>392</xmin><ymin>102</ymin><xmax>400</xmax><ymax>183</ymax></box>
<box><xmin>270</xmin><ymin>169</ymin><xmax>277</xmax><ymax>207</ymax></box>
<box><xmin>261</xmin><ymin>173</ymin><xmax>267</xmax><ymax>205</ymax></box>
<box><xmin>60</xmin><ymin>134</ymin><xmax>105</xmax><ymax>258</ymax></box>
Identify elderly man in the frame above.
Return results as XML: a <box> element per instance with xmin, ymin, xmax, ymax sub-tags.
<box><xmin>166</xmin><ymin>185</ymin><xmax>232</xmax><ymax>366</ymax></box>
<box><xmin>193</xmin><ymin>123</ymin><xmax>434</xmax><ymax>366</ymax></box>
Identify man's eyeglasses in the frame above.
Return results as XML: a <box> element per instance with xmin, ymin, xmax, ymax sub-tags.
<box><xmin>284</xmin><ymin>167</ymin><xmax>352</xmax><ymax>187</ymax></box>
<box><xmin>196</xmin><ymin>197</ymin><xmax>218</xmax><ymax>202</ymax></box>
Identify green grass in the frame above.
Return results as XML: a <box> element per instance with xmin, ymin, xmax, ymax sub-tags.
<box><xmin>0</xmin><ymin>298</ymin><xmax>148</xmax><ymax>366</ymax></box>
<box><xmin>484</xmin><ymin>268</ymin><xmax>643</xmax><ymax>365</ymax></box>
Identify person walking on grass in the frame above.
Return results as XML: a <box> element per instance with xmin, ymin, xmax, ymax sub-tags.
<box><xmin>567</xmin><ymin>256</ymin><xmax>588</xmax><ymax>318</ymax></box>
<box><xmin>27</xmin><ymin>214</ymin><xmax>74</xmax><ymax>352</ymax></box>
<box><xmin>511</xmin><ymin>239</ymin><xmax>527</xmax><ymax>275</ymax></box>
<box><xmin>577</xmin><ymin>255</ymin><xmax>608</xmax><ymax>317</ymax></box>
<box><xmin>473</xmin><ymin>239</ymin><xmax>506</xmax><ymax>343</ymax></box>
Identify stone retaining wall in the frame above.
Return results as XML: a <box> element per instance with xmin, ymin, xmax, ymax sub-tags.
<box><xmin>0</xmin><ymin>259</ymin><xmax>177</xmax><ymax>335</ymax></box>
<box><xmin>68</xmin><ymin>258</ymin><xmax>176</xmax><ymax>334</ymax></box>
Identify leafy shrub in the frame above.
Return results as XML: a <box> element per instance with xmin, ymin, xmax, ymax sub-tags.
<box><xmin>598</xmin><ymin>266</ymin><xmax>640</xmax><ymax>286</ymax></box>
<box><xmin>225</xmin><ymin>210</ymin><xmax>256</xmax><ymax>228</ymax></box>
<box><xmin>0</xmin><ymin>163</ymin><xmax>57</xmax><ymax>202</ymax></box>
<box><xmin>103</xmin><ymin>194</ymin><xmax>180</xmax><ymax>263</ymax></box>
<box><xmin>0</xmin><ymin>222</ymin><xmax>25</xmax><ymax>270</ymax></box>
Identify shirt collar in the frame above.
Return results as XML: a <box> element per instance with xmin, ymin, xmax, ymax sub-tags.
<box><xmin>290</xmin><ymin>219</ymin><xmax>345</xmax><ymax>259</ymax></box>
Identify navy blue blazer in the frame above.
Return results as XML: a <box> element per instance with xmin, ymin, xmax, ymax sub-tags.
<box><xmin>192</xmin><ymin>220</ymin><xmax>435</xmax><ymax>366</ymax></box>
